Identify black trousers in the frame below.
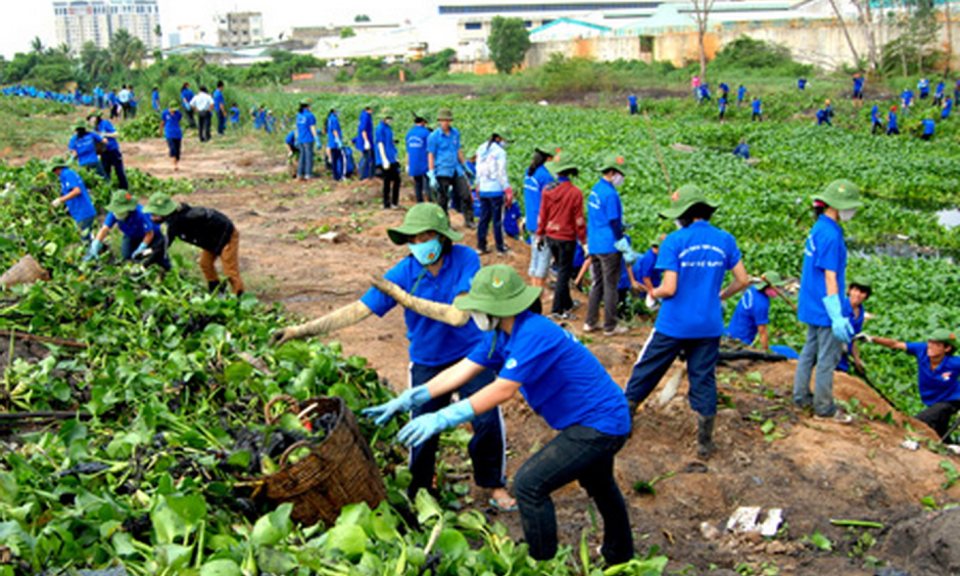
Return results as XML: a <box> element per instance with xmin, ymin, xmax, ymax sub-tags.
<box><xmin>547</xmin><ymin>238</ymin><xmax>576</xmax><ymax>314</ymax></box>
<box><xmin>99</xmin><ymin>149</ymin><xmax>128</xmax><ymax>190</ymax></box>
<box><xmin>413</xmin><ymin>175</ymin><xmax>430</xmax><ymax>202</ymax></box>
<box><xmin>184</xmin><ymin>108</ymin><xmax>197</xmax><ymax>129</ymax></box>
<box><xmin>436</xmin><ymin>175</ymin><xmax>473</xmax><ymax>223</ymax></box>
<box><xmin>381</xmin><ymin>163</ymin><xmax>400</xmax><ymax>208</ymax></box>
<box><xmin>216</xmin><ymin>110</ymin><xmax>226</xmax><ymax>135</ymax></box>
<box><xmin>197</xmin><ymin>111</ymin><xmax>212</xmax><ymax>142</ymax></box>
<box><xmin>916</xmin><ymin>400</ymin><xmax>960</xmax><ymax>438</ymax></box>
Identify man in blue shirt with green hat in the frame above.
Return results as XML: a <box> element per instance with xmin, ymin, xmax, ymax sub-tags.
<box><xmin>86</xmin><ymin>189</ymin><xmax>170</xmax><ymax>269</ymax></box>
<box><xmin>427</xmin><ymin>107</ymin><xmax>474</xmax><ymax>229</ymax></box>
<box><xmin>87</xmin><ymin>110</ymin><xmax>128</xmax><ymax>190</ymax></box>
<box><xmin>793</xmin><ymin>179</ymin><xmax>863</xmax><ymax>423</ymax></box>
<box><xmin>625</xmin><ymin>184</ymin><xmax>750</xmax><ymax>459</ymax></box>
<box><xmin>725</xmin><ymin>271</ymin><xmax>787</xmax><ymax>351</ymax></box>
<box><xmin>860</xmin><ymin>328</ymin><xmax>960</xmax><ymax>438</ymax></box>
<box><xmin>49</xmin><ymin>156</ymin><xmax>97</xmax><ymax>241</ymax></box>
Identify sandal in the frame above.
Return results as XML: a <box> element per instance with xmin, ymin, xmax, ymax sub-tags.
<box><xmin>488</xmin><ymin>498</ymin><xmax>518</xmax><ymax>512</ymax></box>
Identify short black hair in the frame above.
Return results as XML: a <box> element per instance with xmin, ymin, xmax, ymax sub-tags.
<box><xmin>678</xmin><ymin>202</ymin><xmax>716</xmax><ymax>223</ymax></box>
<box><xmin>849</xmin><ymin>282</ymin><xmax>873</xmax><ymax>298</ymax></box>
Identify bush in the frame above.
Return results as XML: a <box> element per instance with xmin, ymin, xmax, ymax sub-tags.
<box><xmin>709</xmin><ymin>36</ymin><xmax>813</xmax><ymax>77</ymax></box>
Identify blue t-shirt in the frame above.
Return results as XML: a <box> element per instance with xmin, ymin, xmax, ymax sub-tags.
<box><xmin>798</xmin><ymin>78</ymin><xmax>807</xmax><ymax>90</ymax></box>
<box><xmin>296</xmin><ymin>110</ymin><xmax>316</xmax><ymax>144</ymax></box>
<box><xmin>326</xmin><ymin>114</ymin><xmax>342</xmax><ymax>148</ymax></box>
<box><xmin>836</xmin><ymin>298</ymin><xmax>866</xmax><ymax>372</ymax></box>
<box><xmin>944</xmin><ymin>100</ymin><xmax>954</xmax><ymax>118</ymax></box>
<box><xmin>95</xmin><ymin>119</ymin><xmax>120</xmax><ymax>151</ymax></box>
<box><xmin>797</xmin><ymin>215</ymin><xmax>847</xmax><ymax>327</ymax></box>
<box><xmin>752</xmin><ymin>99</ymin><xmax>762</xmax><ymax>114</ymax></box>
<box><xmin>923</xmin><ymin>119</ymin><xmax>935</xmax><ymax>135</ymax></box>
<box><xmin>633</xmin><ymin>248</ymin><xmax>661</xmax><ymax>288</ymax></box>
<box><xmin>285</xmin><ymin>130</ymin><xmax>296</xmax><ymax>146</ymax></box>
<box><xmin>725</xmin><ymin>286</ymin><xmax>771</xmax><ymax>345</ymax></box>
<box><xmin>733</xmin><ymin>143</ymin><xmax>750</xmax><ymax>159</ymax></box>
<box><xmin>152</xmin><ymin>89</ymin><xmax>160</xmax><ymax>110</ymax></box>
<box><xmin>405</xmin><ymin>125</ymin><xmax>431</xmax><ymax>177</ymax></box>
<box><xmin>903</xmin><ymin>90</ymin><xmax>914</xmax><ymax>105</ymax></box>
<box><xmin>162</xmin><ymin>109</ymin><xmax>182</xmax><ymax>139</ymax></box>
<box><xmin>180</xmin><ymin>88</ymin><xmax>194</xmax><ymax>108</ymax></box>
<box><xmin>69</xmin><ymin>132</ymin><xmax>104</xmax><ymax>166</ymax></box>
<box><xmin>906</xmin><ymin>343</ymin><xmax>960</xmax><ymax>405</ymax></box>
<box><xmin>655</xmin><ymin>221</ymin><xmax>741</xmax><ymax>339</ymax></box>
<box><xmin>719</xmin><ymin>97</ymin><xmax>727</xmax><ymax>112</ymax></box>
<box><xmin>468</xmin><ymin>311</ymin><xmax>630</xmax><ymax>436</ymax></box>
<box><xmin>375</xmin><ymin>121</ymin><xmax>398</xmax><ymax>165</ymax></box>
<box><xmin>936</xmin><ymin>82</ymin><xmax>945</xmax><ymax>97</ymax></box>
<box><xmin>871</xmin><ymin>105</ymin><xmax>880</xmax><ymax>123</ymax></box>
<box><xmin>358</xmin><ymin>110</ymin><xmax>373</xmax><ymax>144</ymax></box>
<box><xmin>213</xmin><ymin>89</ymin><xmax>225</xmax><ymax>110</ymax></box>
<box><xmin>628</xmin><ymin>95</ymin><xmax>637</xmax><ymax>106</ymax></box>
<box><xmin>586</xmin><ymin>178</ymin><xmax>623</xmax><ymax>255</ymax></box>
<box><xmin>360</xmin><ymin>245</ymin><xmax>482</xmax><ymax>366</ymax></box>
<box><xmin>888</xmin><ymin>111</ymin><xmax>898</xmax><ymax>129</ymax></box>
<box><xmin>58</xmin><ymin>168</ymin><xmax>96</xmax><ymax>223</ymax></box>
<box><xmin>854</xmin><ymin>77</ymin><xmax>865</xmax><ymax>92</ymax></box>
<box><xmin>104</xmin><ymin>205</ymin><xmax>160</xmax><ymax>239</ymax></box>
<box><xmin>523</xmin><ymin>164</ymin><xmax>554</xmax><ymax>233</ymax></box>
<box><xmin>738</xmin><ymin>86</ymin><xmax>747</xmax><ymax>100</ymax></box>
<box><xmin>230</xmin><ymin>106</ymin><xmax>240</xmax><ymax>122</ymax></box>
<box><xmin>426</xmin><ymin>127</ymin><xmax>462</xmax><ymax>178</ymax></box>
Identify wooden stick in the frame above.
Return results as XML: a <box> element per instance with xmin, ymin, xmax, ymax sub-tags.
<box><xmin>0</xmin><ymin>411</ymin><xmax>89</xmax><ymax>421</ymax></box>
<box><xmin>770</xmin><ymin>285</ymin><xmax>798</xmax><ymax>313</ymax></box>
<box><xmin>4</xmin><ymin>331</ymin><xmax>87</xmax><ymax>349</ymax></box>
<box><xmin>643</xmin><ymin>109</ymin><xmax>672</xmax><ymax>192</ymax></box>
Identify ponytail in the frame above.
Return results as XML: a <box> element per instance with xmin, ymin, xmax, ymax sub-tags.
<box><xmin>527</xmin><ymin>150</ymin><xmax>548</xmax><ymax>176</ymax></box>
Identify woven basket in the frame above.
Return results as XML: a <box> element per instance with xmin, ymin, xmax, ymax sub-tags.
<box><xmin>258</xmin><ymin>395</ymin><xmax>386</xmax><ymax>527</ymax></box>
<box><xmin>0</xmin><ymin>255</ymin><xmax>49</xmax><ymax>287</ymax></box>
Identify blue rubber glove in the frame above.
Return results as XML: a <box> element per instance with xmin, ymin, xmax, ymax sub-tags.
<box><xmin>823</xmin><ymin>294</ymin><xmax>854</xmax><ymax>343</ymax></box>
<box><xmin>614</xmin><ymin>237</ymin><xmax>641</xmax><ymax>265</ymax></box>
<box><xmin>361</xmin><ymin>386</ymin><xmax>432</xmax><ymax>426</ymax></box>
<box><xmin>461</xmin><ymin>163</ymin><xmax>475</xmax><ymax>178</ymax></box>
<box><xmin>398</xmin><ymin>399</ymin><xmax>475</xmax><ymax>447</ymax></box>
<box><xmin>131</xmin><ymin>242</ymin><xmax>148</xmax><ymax>259</ymax></box>
<box><xmin>427</xmin><ymin>170</ymin><xmax>438</xmax><ymax>190</ymax></box>
<box><xmin>83</xmin><ymin>239</ymin><xmax>102</xmax><ymax>262</ymax></box>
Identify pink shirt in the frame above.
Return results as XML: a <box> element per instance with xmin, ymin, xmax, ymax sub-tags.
<box><xmin>692</xmin><ymin>76</ymin><xmax>701</xmax><ymax>88</ymax></box>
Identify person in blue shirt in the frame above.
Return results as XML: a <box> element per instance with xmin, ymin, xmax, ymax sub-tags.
<box><xmin>816</xmin><ymin>108</ymin><xmax>829</xmax><ymax>126</ymax></box>
<box><xmin>920</xmin><ymin>116</ymin><xmax>936</xmax><ymax>140</ymax></box>
<box><xmin>793</xmin><ymin>179</ymin><xmax>863</xmax><ymax>423</ymax></box>
<box><xmin>160</xmin><ymin>101</ymin><xmax>183</xmax><ymax>171</ymax></box>
<box><xmin>375</xmin><ymin>108</ymin><xmax>400</xmax><ymax>209</ymax></box>
<box><xmin>524</xmin><ymin>144</ymin><xmax>557</xmax><ymax>289</ymax></box>
<box><xmin>406</xmin><ymin>114</ymin><xmax>433</xmax><ymax>203</ymax></box>
<box><xmin>718</xmin><ymin>95</ymin><xmax>728</xmax><ymax>124</ymax></box>
<box><xmin>625</xmin><ymin>186</ymin><xmax>749</xmax><ymax>459</ymax></box>
<box><xmin>284</xmin><ymin>129</ymin><xmax>298</xmax><ymax>175</ymax></box>
<box><xmin>180</xmin><ymin>83</ymin><xmax>196</xmax><ymax>129</ymax></box>
<box><xmin>94</xmin><ymin>85</ymin><xmax>104</xmax><ymax>109</ymax></box>
<box><xmin>751</xmin><ymin>97</ymin><xmax>762</xmax><ymax>122</ymax></box>
<box><xmin>798</xmin><ymin>78</ymin><xmax>807</xmax><ymax>90</ymax></box>
<box><xmin>902</xmin><ymin>89</ymin><xmax>914</xmax><ymax>114</ymax></box>
<box><xmin>86</xmin><ymin>189</ymin><xmax>170</xmax><ymax>270</ymax></box>
<box><xmin>229</xmin><ymin>103</ymin><xmax>240</xmax><ymax>129</ymax></box>
<box><xmin>294</xmin><ymin>100</ymin><xmax>317</xmax><ymax>181</ymax></box>
<box><xmin>934</xmin><ymin>80</ymin><xmax>946</xmax><ymax>107</ymax></box>
<box><xmin>357</xmin><ymin>105</ymin><xmax>375</xmax><ymax>180</ymax></box>
<box><xmin>87</xmin><ymin>110</ymin><xmax>128</xmax><ymax>190</ymax></box>
<box><xmin>151</xmin><ymin>87</ymin><xmax>160</xmax><ymax>112</ymax></box>
<box><xmin>887</xmin><ymin>106</ymin><xmax>900</xmax><ymax>135</ymax></box>
<box><xmin>427</xmin><ymin>107</ymin><xmax>474</xmax><ymax>228</ymax></box>
<box><xmin>852</xmin><ymin>73</ymin><xmax>865</xmax><ymax>104</ymax></box>
<box><xmin>107</xmin><ymin>90</ymin><xmax>119</xmax><ymax>120</ymax></box>
<box><xmin>271</xmin><ymin>204</ymin><xmax>512</xmax><ymax>510</ymax></box>
<box><xmin>213</xmin><ymin>81</ymin><xmax>226</xmax><ymax>136</ymax></box>
<box><xmin>943</xmin><ymin>96</ymin><xmax>954</xmax><ymax>120</ymax></box>
<box><xmin>68</xmin><ymin>119</ymin><xmax>107</xmax><ymax>180</ymax></box>
<box><xmin>628</xmin><ymin>94</ymin><xmax>638</xmax><ymax>115</ymax></box>
<box><xmin>835</xmin><ymin>277</ymin><xmax>871</xmax><ymax>374</ymax></box>
<box><xmin>737</xmin><ymin>85</ymin><xmax>747</xmax><ymax>107</ymax></box>
<box><xmin>725</xmin><ymin>271</ymin><xmax>787</xmax><ymax>350</ymax></box>
<box><xmin>825</xmin><ymin>99</ymin><xmax>834</xmax><ymax>122</ymax></box>
<box><xmin>326</xmin><ymin>108</ymin><xmax>345</xmax><ymax>182</ymax></box>
<box><xmin>861</xmin><ymin>329</ymin><xmax>960</xmax><ymax>438</ymax></box>
<box><xmin>585</xmin><ymin>154</ymin><xmax>637</xmax><ymax>337</ymax></box>
<box><xmin>698</xmin><ymin>83</ymin><xmax>711</xmax><ymax>104</ymax></box>
<box><xmin>49</xmin><ymin>156</ymin><xmax>97</xmax><ymax>241</ymax></box>
<box><xmin>630</xmin><ymin>235</ymin><xmax>663</xmax><ymax>302</ymax></box>
<box><xmin>365</xmin><ymin>264</ymin><xmax>634</xmax><ymax>565</ymax></box>
<box><xmin>732</xmin><ymin>138</ymin><xmax>750</xmax><ymax>160</ymax></box>
<box><xmin>918</xmin><ymin>77</ymin><xmax>930</xmax><ymax>99</ymax></box>
<box><xmin>871</xmin><ymin>104</ymin><xmax>882</xmax><ymax>135</ymax></box>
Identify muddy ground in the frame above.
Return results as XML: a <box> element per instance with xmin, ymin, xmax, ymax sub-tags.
<box><xmin>15</xmin><ymin>122</ymin><xmax>960</xmax><ymax>575</ymax></box>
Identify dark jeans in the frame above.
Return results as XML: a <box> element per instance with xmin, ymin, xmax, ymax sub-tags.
<box><xmin>184</xmin><ymin>108</ymin><xmax>197</xmax><ymax>129</ymax></box>
<box><xmin>197</xmin><ymin>111</ymin><xmax>212</xmax><ymax>142</ymax></box>
<box><xmin>413</xmin><ymin>175</ymin><xmax>431</xmax><ymax>202</ymax></box>
<box><xmin>99</xmin><ymin>149</ymin><xmax>128</xmax><ymax>190</ymax></box>
<box><xmin>915</xmin><ymin>400</ymin><xmax>960</xmax><ymax>438</ymax></box>
<box><xmin>887</xmin><ymin>127</ymin><xmax>900</xmax><ymax>136</ymax></box>
<box><xmin>752</xmin><ymin>112</ymin><xmax>762</xmax><ymax>122</ymax></box>
<box><xmin>629</xmin><ymin>104</ymin><xmax>638</xmax><ymax>115</ymax></box>
<box><xmin>329</xmin><ymin>148</ymin><xmax>344</xmax><ymax>181</ymax></box>
<box><xmin>122</xmin><ymin>232</ymin><xmax>171</xmax><ymax>271</ymax></box>
<box><xmin>297</xmin><ymin>143</ymin><xmax>315</xmax><ymax>179</ymax></box>
<box><xmin>409</xmin><ymin>361</ymin><xmax>505</xmax><ymax>499</ymax></box>
<box><xmin>477</xmin><ymin>195</ymin><xmax>505</xmax><ymax>251</ymax></box>
<box><xmin>436</xmin><ymin>175</ymin><xmax>473</xmax><ymax>223</ymax></box>
<box><xmin>360</xmin><ymin>148</ymin><xmax>375</xmax><ymax>179</ymax></box>
<box><xmin>872</xmin><ymin>121</ymin><xmax>883</xmax><ymax>135</ymax></box>
<box><xmin>216</xmin><ymin>110</ymin><xmax>226</xmax><ymax>135</ymax></box>
<box><xmin>547</xmin><ymin>238</ymin><xmax>575</xmax><ymax>314</ymax></box>
<box><xmin>514</xmin><ymin>425</ymin><xmax>632</xmax><ymax>564</ymax></box>
<box><xmin>167</xmin><ymin>138</ymin><xmax>182</xmax><ymax>161</ymax></box>
<box><xmin>586</xmin><ymin>252</ymin><xmax>622</xmax><ymax>331</ymax></box>
<box><xmin>381</xmin><ymin>162</ymin><xmax>400</xmax><ymax>208</ymax></box>
<box><xmin>624</xmin><ymin>330</ymin><xmax>721</xmax><ymax>416</ymax></box>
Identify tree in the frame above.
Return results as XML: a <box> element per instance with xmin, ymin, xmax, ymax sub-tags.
<box><xmin>691</xmin><ymin>0</ymin><xmax>717</xmax><ymax>77</ymax></box>
<box><xmin>354</xmin><ymin>14</ymin><xmax>371</xmax><ymax>22</ymax></box>
<box><xmin>826</xmin><ymin>0</ymin><xmax>861</xmax><ymax>67</ymax></box>
<box><xmin>80</xmin><ymin>41</ymin><xmax>114</xmax><ymax>82</ymax></box>
<box><xmin>487</xmin><ymin>16</ymin><xmax>531</xmax><ymax>74</ymax></box>
<box><xmin>340</xmin><ymin>27</ymin><xmax>356</xmax><ymax>39</ymax></box>
<box><xmin>30</xmin><ymin>36</ymin><xmax>44</xmax><ymax>55</ymax></box>
<box><xmin>849</xmin><ymin>0</ymin><xmax>881</xmax><ymax>73</ymax></box>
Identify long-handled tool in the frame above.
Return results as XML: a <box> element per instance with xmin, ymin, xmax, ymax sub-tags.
<box><xmin>642</xmin><ymin>109</ymin><xmax>672</xmax><ymax>193</ymax></box>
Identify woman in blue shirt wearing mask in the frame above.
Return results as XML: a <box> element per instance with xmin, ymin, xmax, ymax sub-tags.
<box><xmin>270</xmin><ymin>203</ymin><xmax>513</xmax><ymax>510</ymax></box>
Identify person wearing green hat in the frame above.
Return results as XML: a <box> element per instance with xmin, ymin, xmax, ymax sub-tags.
<box><xmin>793</xmin><ymin>179</ymin><xmax>864</xmax><ymax>423</ymax></box>
<box><xmin>585</xmin><ymin>153</ymin><xmax>636</xmax><ymax>336</ymax></box>
<box><xmin>86</xmin><ymin>190</ymin><xmax>170</xmax><ymax>269</ymax></box>
<box><xmin>67</xmin><ymin>118</ymin><xmax>108</xmax><ymax>180</ymax></box>
<box><xmin>294</xmin><ymin>100</ymin><xmax>317</xmax><ymax>181</ymax></box>
<box><xmin>474</xmin><ymin>129</ymin><xmax>512</xmax><ymax>254</ymax></box>
<box><xmin>724</xmin><ymin>271</ymin><xmax>788</xmax><ymax>351</ymax></box>
<box><xmin>836</xmin><ymin>277</ymin><xmax>872</xmax><ymax>374</ymax></box>
<box><xmin>375</xmin><ymin>108</ymin><xmax>401</xmax><ymax>209</ymax></box>
<box><xmin>536</xmin><ymin>156</ymin><xmax>584</xmax><ymax>318</ymax></box>
<box><xmin>357</xmin><ymin>105</ymin><xmax>375</xmax><ymax>181</ymax></box>
<box><xmin>86</xmin><ymin>109</ymin><xmax>128</xmax><ymax>190</ymax></box>
<box><xmin>49</xmin><ymin>156</ymin><xmax>97</xmax><ymax>242</ymax></box>
<box><xmin>624</xmin><ymin>184</ymin><xmax>750</xmax><ymax>459</ymax></box>
<box><xmin>160</xmin><ymin>101</ymin><xmax>184</xmax><ymax>172</ymax></box>
<box><xmin>365</xmin><ymin>264</ymin><xmax>634</xmax><ymax>564</ymax></box>
<box><xmin>427</xmin><ymin>107</ymin><xmax>474</xmax><ymax>228</ymax></box>
<box><xmin>523</xmin><ymin>144</ymin><xmax>558</xmax><ymax>289</ymax></box>
<box><xmin>146</xmin><ymin>193</ymin><xmax>243</xmax><ymax>295</ymax></box>
<box><xmin>271</xmin><ymin>203</ymin><xmax>512</xmax><ymax>509</ymax></box>
<box><xmin>628</xmin><ymin>234</ymin><xmax>665</xmax><ymax>310</ymax></box>
<box><xmin>326</xmin><ymin>107</ymin><xmax>345</xmax><ymax>181</ymax></box>
<box><xmin>858</xmin><ymin>329</ymin><xmax>960</xmax><ymax>438</ymax></box>
<box><xmin>919</xmin><ymin>115</ymin><xmax>936</xmax><ymax>140</ymax></box>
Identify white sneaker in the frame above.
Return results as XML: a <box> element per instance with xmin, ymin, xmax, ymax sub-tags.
<box><xmin>583</xmin><ymin>323</ymin><xmax>599</xmax><ymax>333</ymax></box>
<box><xmin>814</xmin><ymin>409</ymin><xmax>854</xmax><ymax>424</ymax></box>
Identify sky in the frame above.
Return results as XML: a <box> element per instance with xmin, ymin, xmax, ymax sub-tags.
<box><xmin>0</xmin><ymin>0</ymin><xmax>438</xmax><ymax>58</ymax></box>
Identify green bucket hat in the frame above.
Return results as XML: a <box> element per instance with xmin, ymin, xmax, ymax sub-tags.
<box><xmin>436</xmin><ymin>107</ymin><xmax>454</xmax><ymax>121</ymax></box>
<box><xmin>106</xmin><ymin>190</ymin><xmax>139</xmax><ymax>215</ymax></box>
<box><xmin>535</xmin><ymin>143</ymin><xmax>560</xmax><ymax>158</ymax></box>
<box><xmin>454</xmin><ymin>264</ymin><xmax>542</xmax><ymax>317</ymax></box>
<box><xmin>167</xmin><ymin>100</ymin><xmax>180</xmax><ymax>108</ymax></box>
<box><xmin>145</xmin><ymin>192</ymin><xmax>179</xmax><ymax>217</ymax></box>
<box><xmin>299</xmin><ymin>99</ymin><xmax>312</xmax><ymax>107</ymax></box>
<box><xmin>850</xmin><ymin>276</ymin><xmax>872</xmax><ymax>290</ymax></box>
<box><xmin>552</xmin><ymin>156</ymin><xmax>579</xmax><ymax>176</ymax></box>
<box><xmin>659</xmin><ymin>184</ymin><xmax>720</xmax><ymax>219</ymax></box>
<box><xmin>73</xmin><ymin>119</ymin><xmax>87</xmax><ymax>130</ymax></box>
<box><xmin>381</xmin><ymin>107</ymin><xmax>393</xmax><ymax>118</ymax></box>
<box><xmin>812</xmin><ymin>179</ymin><xmax>863</xmax><ymax>211</ymax></box>
<box><xmin>492</xmin><ymin>127</ymin><xmax>512</xmax><ymax>142</ymax></box>
<box><xmin>86</xmin><ymin>109</ymin><xmax>103</xmax><ymax>119</ymax></box>
<box><xmin>598</xmin><ymin>153</ymin><xmax>628</xmax><ymax>174</ymax></box>
<box><xmin>47</xmin><ymin>155</ymin><xmax>70</xmax><ymax>171</ymax></box>
<box><xmin>761</xmin><ymin>270</ymin><xmax>787</xmax><ymax>287</ymax></box>
<box><xmin>651</xmin><ymin>233</ymin><xmax>667</xmax><ymax>247</ymax></box>
<box><xmin>929</xmin><ymin>328</ymin><xmax>959</xmax><ymax>350</ymax></box>
<box><xmin>387</xmin><ymin>203</ymin><xmax>464</xmax><ymax>245</ymax></box>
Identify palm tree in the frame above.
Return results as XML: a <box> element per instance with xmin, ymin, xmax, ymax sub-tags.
<box><xmin>30</xmin><ymin>36</ymin><xmax>44</xmax><ymax>55</ymax></box>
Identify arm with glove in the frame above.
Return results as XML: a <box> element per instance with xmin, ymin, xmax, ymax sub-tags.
<box><xmin>822</xmin><ymin>270</ymin><xmax>854</xmax><ymax>343</ymax></box>
<box><xmin>369</xmin><ymin>276</ymin><xmax>470</xmax><ymax>326</ymax></box>
<box><xmin>270</xmin><ymin>301</ymin><xmax>374</xmax><ymax>346</ymax></box>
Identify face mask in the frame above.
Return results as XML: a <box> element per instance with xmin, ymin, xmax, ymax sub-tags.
<box><xmin>408</xmin><ymin>237</ymin><xmax>442</xmax><ymax>266</ymax></box>
<box><xmin>611</xmin><ymin>173</ymin><xmax>626</xmax><ymax>187</ymax></box>
<box><xmin>839</xmin><ymin>208</ymin><xmax>857</xmax><ymax>222</ymax></box>
<box><xmin>471</xmin><ymin>311</ymin><xmax>500</xmax><ymax>332</ymax></box>
<box><xmin>114</xmin><ymin>211</ymin><xmax>130</xmax><ymax>221</ymax></box>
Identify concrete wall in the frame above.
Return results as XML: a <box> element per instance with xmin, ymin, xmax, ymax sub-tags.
<box><xmin>526</xmin><ymin>36</ymin><xmax>650</xmax><ymax>68</ymax></box>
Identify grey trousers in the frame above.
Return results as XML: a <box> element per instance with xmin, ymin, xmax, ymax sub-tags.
<box><xmin>585</xmin><ymin>252</ymin><xmax>622</xmax><ymax>331</ymax></box>
<box><xmin>793</xmin><ymin>324</ymin><xmax>844</xmax><ymax>416</ymax></box>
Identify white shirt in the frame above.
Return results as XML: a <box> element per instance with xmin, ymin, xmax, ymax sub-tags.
<box><xmin>475</xmin><ymin>141</ymin><xmax>508</xmax><ymax>193</ymax></box>
<box><xmin>190</xmin><ymin>92</ymin><xmax>214</xmax><ymax>113</ymax></box>
<box><xmin>117</xmin><ymin>89</ymin><xmax>131</xmax><ymax>103</ymax></box>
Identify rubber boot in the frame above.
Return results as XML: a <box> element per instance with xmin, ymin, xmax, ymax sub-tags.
<box><xmin>208</xmin><ymin>280</ymin><xmax>221</xmax><ymax>293</ymax></box>
<box><xmin>696</xmin><ymin>414</ymin><xmax>717</xmax><ymax>460</ymax></box>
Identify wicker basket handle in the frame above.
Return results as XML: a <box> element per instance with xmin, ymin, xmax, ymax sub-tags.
<box><xmin>264</xmin><ymin>394</ymin><xmax>299</xmax><ymax>425</ymax></box>
<box><xmin>278</xmin><ymin>440</ymin><xmax>314</xmax><ymax>467</ymax></box>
